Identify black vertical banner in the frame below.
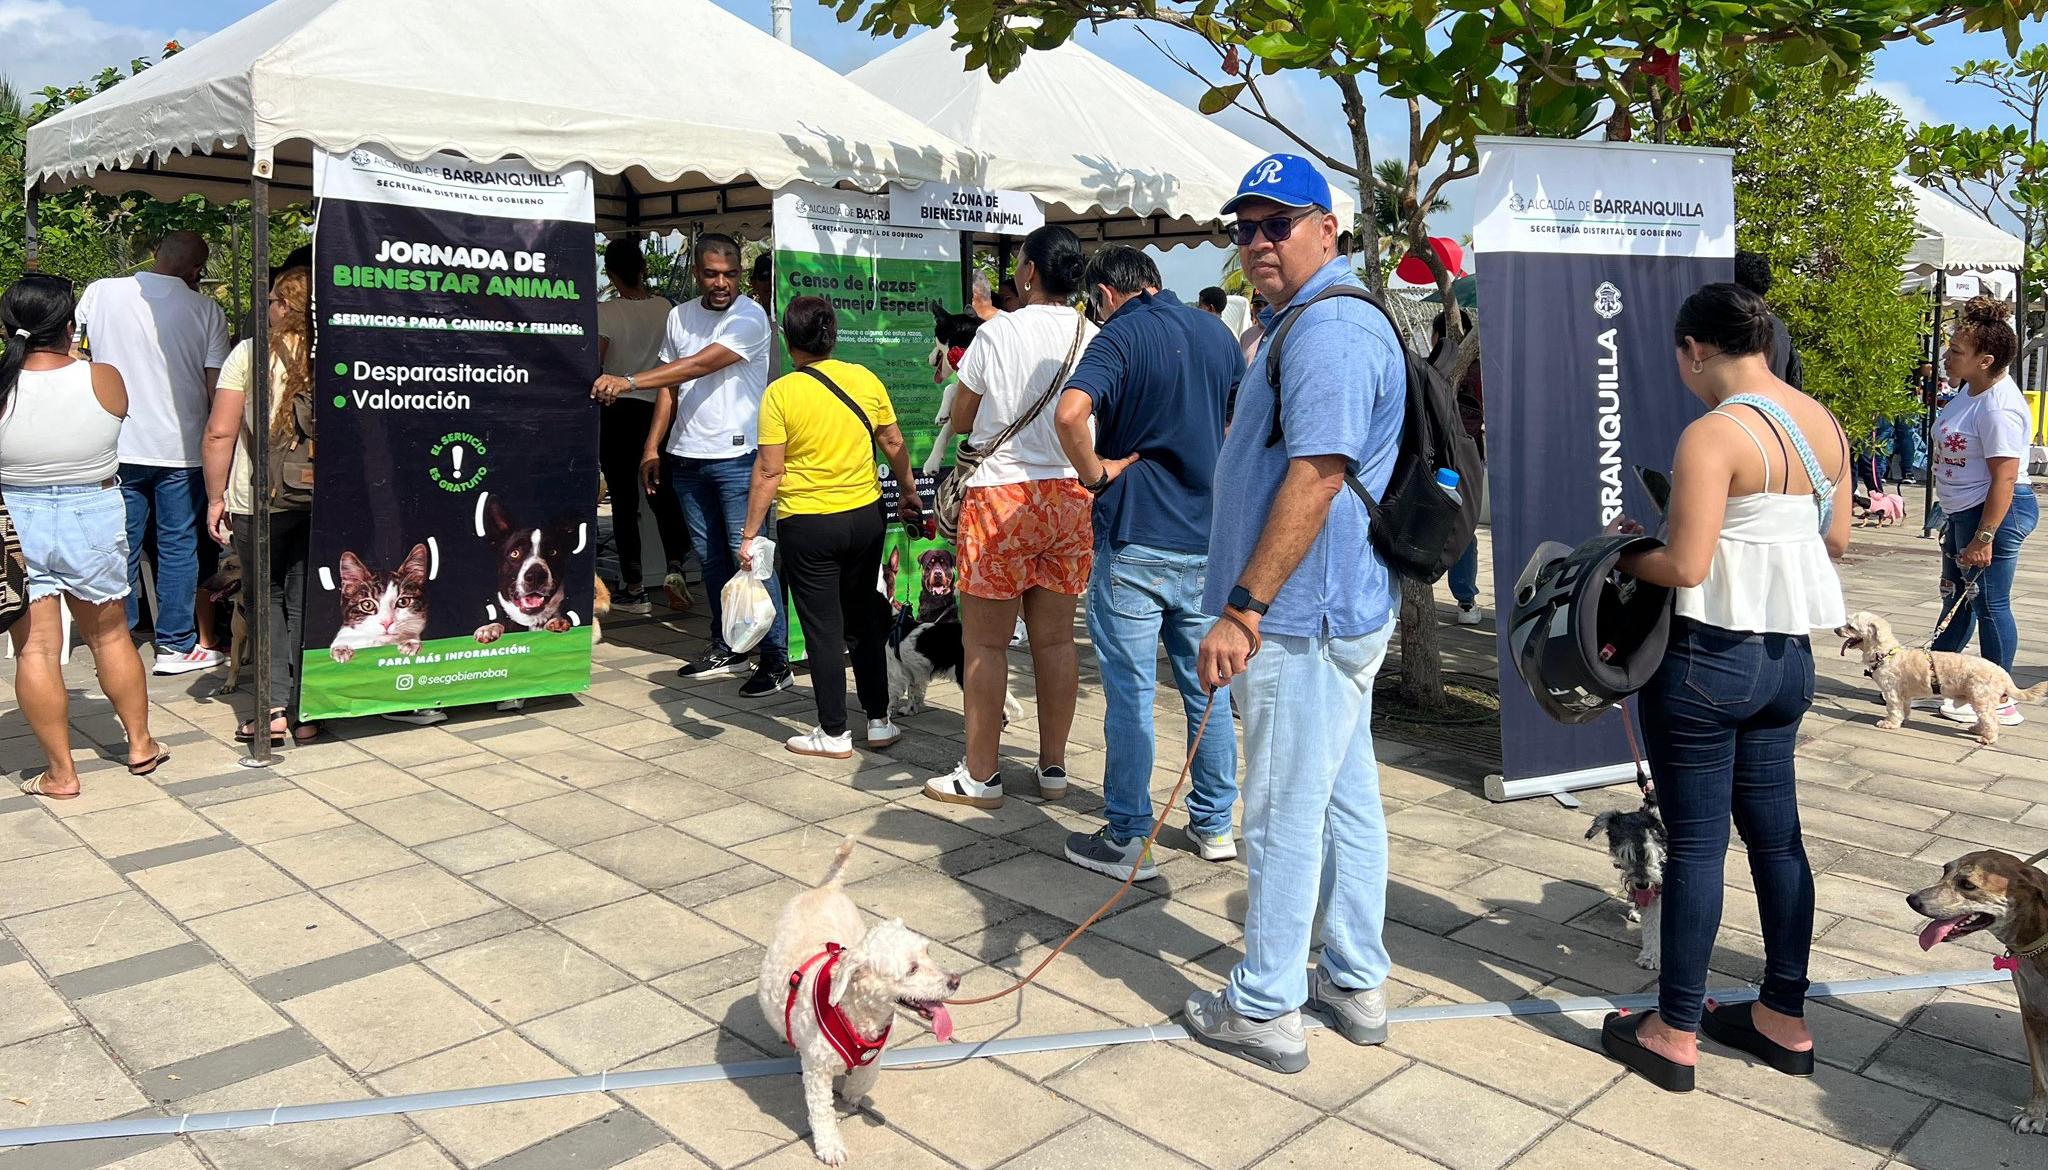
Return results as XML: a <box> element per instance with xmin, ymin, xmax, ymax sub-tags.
<box><xmin>1472</xmin><ymin>138</ymin><xmax>1735</xmax><ymax>800</ymax></box>
<box><xmin>303</xmin><ymin>148</ymin><xmax>599</xmax><ymax>720</ymax></box>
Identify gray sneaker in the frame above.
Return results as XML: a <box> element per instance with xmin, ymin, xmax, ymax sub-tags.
<box><xmin>1064</xmin><ymin>827</ymin><xmax>1158</xmax><ymax>881</ymax></box>
<box><xmin>1182</xmin><ymin>988</ymin><xmax>1308</xmax><ymax>1073</ymax></box>
<box><xmin>1307</xmin><ymin>967</ymin><xmax>1389</xmax><ymax>1046</ymax></box>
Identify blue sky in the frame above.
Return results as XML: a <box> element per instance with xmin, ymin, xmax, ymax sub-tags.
<box><xmin>4</xmin><ymin>0</ymin><xmax>2040</xmax><ymax>293</ymax></box>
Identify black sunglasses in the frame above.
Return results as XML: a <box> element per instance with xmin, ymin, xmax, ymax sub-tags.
<box><xmin>1229</xmin><ymin>209</ymin><xmax>1318</xmax><ymax>247</ymax></box>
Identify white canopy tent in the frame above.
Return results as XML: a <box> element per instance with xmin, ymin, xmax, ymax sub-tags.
<box><xmin>1896</xmin><ymin>175</ymin><xmax>2026</xmax><ymax>300</ymax></box>
<box><xmin>848</xmin><ymin>23</ymin><xmax>1355</xmax><ymax>248</ymax></box>
<box><xmin>25</xmin><ymin>0</ymin><xmax>983</xmax><ymax>234</ymax></box>
<box><xmin>23</xmin><ymin>0</ymin><xmax>985</xmax><ymax>765</ymax></box>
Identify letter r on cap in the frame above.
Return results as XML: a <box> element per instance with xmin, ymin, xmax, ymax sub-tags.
<box><xmin>1251</xmin><ymin>160</ymin><xmax>1285</xmax><ymax>186</ymax></box>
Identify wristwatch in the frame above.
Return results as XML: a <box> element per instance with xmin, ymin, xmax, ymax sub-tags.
<box><xmin>1082</xmin><ymin>469</ymin><xmax>1111</xmax><ymax>495</ymax></box>
<box><xmin>1976</xmin><ymin>529</ymin><xmax>1996</xmax><ymax>545</ymax></box>
<box><xmin>1226</xmin><ymin>585</ymin><xmax>1270</xmax><ymax>616</ymax></box>
<box><xmin>625</xmin><ymin>372</ymin><xmax>639</xmax><ymax>393</ymax></box>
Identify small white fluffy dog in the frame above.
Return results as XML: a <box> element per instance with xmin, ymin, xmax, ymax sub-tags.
<box><xmin>1837</xmin><ymin>610</ymin><xmax>2048</xmax><ymax>746</ymax></box>
<box><xmin>758</xmin><ymin>840</ymin><xmax>959</xmax><ymax>1165</ymax></box>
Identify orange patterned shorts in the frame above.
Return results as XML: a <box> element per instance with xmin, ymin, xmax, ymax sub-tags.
<box><xmin>956</xmin><ymin>479</ymin><xmax>1094</xmax><ymax>600</ymax></box>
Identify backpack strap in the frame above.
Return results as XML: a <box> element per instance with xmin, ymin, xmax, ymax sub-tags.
<box><xmin>797</xmin><ymin>365</ymin><xmax>874</xmax><ymax>439</ymax></box>
<box><xmin>1262</xmin><ymin>285</ymin><xmax>1396</xmax><ymax>452</ymax></box>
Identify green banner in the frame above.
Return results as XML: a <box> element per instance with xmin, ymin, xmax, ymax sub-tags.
<box><xmin>299</xmin><ymin>630</ymin><xmax>594</xmax><ymax>718</ymax></box>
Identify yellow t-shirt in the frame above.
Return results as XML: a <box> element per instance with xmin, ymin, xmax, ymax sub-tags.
<box><xmin>757</xmin><ymin>359</ymin><xmax>899</xmax><ymax>516</ymax></box>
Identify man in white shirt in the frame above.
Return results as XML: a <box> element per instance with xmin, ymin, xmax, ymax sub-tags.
<box><xmin>593</xmin><ymin>235</ymin><xmax>789</xmax><ymax>697</ymax></box>
<box><xmin>75</xmin><ymin>231</ymin><xmax>231</xmax><ymax>675</ymax></box>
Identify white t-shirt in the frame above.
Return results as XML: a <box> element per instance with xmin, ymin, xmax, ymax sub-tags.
<box><xmin>955</xmin><ymin>304</ymin><xmax>1098</xmax><ymax>487</ymax></box>
<box><xmin>598</xmin><ymin>293</ymin><xmax>674</xmax><ymax>400</ymax></box>
<box><xmin>657</xmin><ymin>296</ymin><xmax>772</xmax><ymax>460</ymax></box>
<box><xmin>1934</xmin><ymin>375</ymin><xmax>2034</xmax><ymax>511</ymax></box>
<box><xmin>75</xmin><ymin>273</ymin><xmax>230</xmax><ymax>468</ymax></box>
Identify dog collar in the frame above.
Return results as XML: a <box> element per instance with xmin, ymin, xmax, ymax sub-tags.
<box><xmin>785</xmin><ymin>943</ymin><xmax>891</xmax><ymax>1072</ymax></box>
<box><xmin>1862</xmin><ymin>645</ymin><xmax>1902</xmax><ymax>680</ymax></box>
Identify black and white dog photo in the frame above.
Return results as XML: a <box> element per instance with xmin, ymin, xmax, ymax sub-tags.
<box><xmin>473</xmin><ymin>496</ymin><xmax>586</xmax><ymax>643</ymax></box>
<box><xmin>1585</xmin><ymin>788</ymin><xmax>1667</xmax><ymax>970</ymax></box>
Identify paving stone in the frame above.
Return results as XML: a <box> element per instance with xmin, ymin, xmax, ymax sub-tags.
<box><xmin>1909</xmin><ymin>991</ymin><xmax>2033</xmax><ymax>1064</ymax></box>
<box><xmin>290</xmin><ymin>759</ymin><xmax>432</xmax><ymax>808</ymax></box>
<box><xmin>188</xmin><ymin>892</ymin><xmax>380</xmax><ymax>978</ymax></box>
<box><xmin>619</xmin><ymin>1031</ymin><xmax>804</xmax><ymax>1168</ymax></box>
<box><xmin>0</xmin><ymin>807</ymin><xmax>77</xmax><ymax>863</ymax></box>
<box><xmin>0</xmin><ymin>1027</ymin><xmax>149</xmax><ymax>1129</ymax></box>
<box><xmin>1856</xmin><ymin>774</ymin><xmax>2031</xmax><ymax>821</ymax></box>
<box><xmin>1813</xmin><ymin>916</ymin><xmax>2000</xmax><ymax>976</ymax></box>
<box><xmin>1458</xmin><ymin>864</ymin><xmax>1612</xmax><ymax>925</ymax></box>
<box><xmin>1694</xmin><ymin>1055</ymin><xmax>1934</xmax><ymax>1152</ymax></box>
<box><xmin>5</xmin><ymin>891</ymin><xmax>190</xmax><ymax>975</ymax></box>
<box><xmin>424</xmin><ymin>928</ymin><xmax>631</xmax><ymax>1024</ymax></box>
<box><xmin>202</xmin><ymin>789</ymin><xmax>352</xmax><ymax>845</ymax></box>
<box><xmin>1795</xmin><ymin>806</ymin><xmax>1937</xmax><ymax>856</ymax></box>
<box><xmin>416</xmin><ymin>825</ymin><xmax>556</xmax><ymax>874</ymax></box>
<box><xmin>282</xmin><ymin>964</ymin><xmax>497</xmax><ymax>1074</ymax></box>
<box><xmin>574</xmin><ymin>825</ymin><xmax>744</xmax><ymax>888</ymax></box>
<box><xmin>129</xmin><ymin>847</ymin><xmax>304</xmax><ymax>920</ymax></box>
<box><xmin>520</xmin><ymin>985</ymin><xmax>710</xmax><ymax>1073</ymax></box>
<box><xmin>1927</xmin><ymin>811</ymin><xmax>2048</xmax><ymax>855</ymax></box>
<box><xmin>1386</xmin><ymin>1013</ymin><xmax>1618</xmax><ymax>1113</ymax></box>
<box><xmin>1381</xmin><ymin>921</ymin><xmax>1551</xmax><ymax>1005</ymax></box>
<box><xmin>1448</xmin><ymin>910</ymin><xmax>1654</xmax><ymax>995</ymax></box>
<box><xmin>254</xmin><ymin>824</ymin><xmax>420</xmax><ymax>887</ymax></box>
<box><xmin>1510</xmin><ymin>1124</ymin><xmax>1681</xmax><ymax>1170</ymax></box>
<box><xmin>1088</xmin><ymin>896</ymin><xmax>1240</xmax><ymax>964</ymax></box>
<box><xmin>587</xmin><ymin>773</ymin><xmax>737</xmax><ymax>822</ymax></box>
<box><xmin>842</xmin><ymin>864</ymin><xmax>1030</xmax><ymax>944</ymax></box>
<box><xmin>649</xmin><ymin>947</ymin><xmax>765</xmax><ymax>1007</ymax></box>
<box><xmin>553</xmin><ymin>894</ymin><xmax>748</xmax><ymax>979</ymax></box>
<box><xmin>1896</xmin><ymin>1102</ymin><xmax>2048</xmax><ymax>1170</ymax></box>
<box><xmin>960</xmin><ymin>851</ymin><xmax>1154</xmax><ymax>926</ymax></box>
<box><xmin>1250</xmin><ymin>1117</ymin><xmax>1445</xmax><ymax>1170</ymax></box>
<box><xmin>470</xmin><ymin>851</ymin><xmax>641</xmax><ymax>920</ymax></box>
<box><xmin>1798</xmin><ymin>782</ymin><xmax>1950</xmax><ymax>831</ymax></box>
<box><xmin>185</xmin><ymin>1057</ymin><xmax>414</xmax><ymax>1170</ymax></box>
<box><xmin>325</xmin><ymin>864</ymin><xmax>504</xmax><ymax>937</ymax></box>
<box><xmin>477</xmin><ymin>1108</ymin><xmax>676</xmax><ymax>1170</ymax></box>
<box><xmin>1343</xmin><ymin>1062</ymin><xmax>1554</xmax><ymax>1170</ymax></box>
<box><xmin>420</xmin><ymin>760</ymin><xmax>572</xmax><ymax>810</ymax></box>
<box><xmin>347</xmin><ymin>1140</ymin><xmax>461</xmax><ymax>1169</ymax></box>
<box><xmin>0</xmin><ymin>961</ymin><xmax>74</xmax><ymax>1045</ymax></box>
<box><xmin>1824</xmin><ymin>847</ymin><xmax>1945</xmax><ymax>893</ymax></box>
<box><xmin>372</xmin><ymin>1033</ymin><xmax>616</xmax><ymax>1167</ymax></box>
<box><xmin>1577</xmin><ymin>1075</ymin><xmax>1885</xmax><ymax>1170</ymax></box>
<box><xmin>65</xmin><ymin>800</ymin><xmax>218</xmax><ymax>858</ymax></box>
<box><xmin>0</xmin><ymin>848</ymin><xmax>128</xmax><ymax>917</ymax></box>
<box><xmin>1466</xmin><ymin>828</ymin><xmax>1614</xmax><ymax>889</ymax></box>
<box><xmin>1863</xmin><ymin>1028</ymin><xmax>2034</xmax><ymax>1119</ymax></box>
<box><xmin>351</xmin><ymin>792</ymin><xmax>502</xmax><ymax>846</ymax></box>
<box><xmin>996</xmin><ymin>1118</ymin><xmax>1199</xmax><ymax>1170</ymax></box>
<box><xmin>501</xmin><ymin>791</ymin><xmax>657</xmax><ymax>848</ymax></box>
<box><xmin>137</xmin><ymin>1028</ymin><xmax>327</xmax><ymax>1103</ymax></box>
<box><xmin>1050</xmin><ymin>1042</ymin><xmax>1316</xmax><ymax>1170</ymax></box>
<box><xmin>76</xmin><ymin>964</ymin><xmax>290</xmax><ymax>1069</ymax></box>
<box><xmin>391</xmin><ymin>907</ymin><xmax>533</xmax><ymax>962</ymax></box>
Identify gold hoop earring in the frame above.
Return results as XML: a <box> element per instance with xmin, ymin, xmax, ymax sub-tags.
<box><xmin>1691</xmin><ymin>360</ymin><xmax>1705</xmax><ymax>375</ymax></box>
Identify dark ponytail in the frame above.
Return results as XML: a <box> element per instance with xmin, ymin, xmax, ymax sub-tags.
<box><xmin>0</xmin><ymin>275</ymin><xmax>77</xmax><ymax>416</ymax></box>
<box><xmin>1020</xmin><ymin>225</ymin><xmax>1086</xmax><ymax>299</ymax></box>
<box><xmin>1672</xmin><ymin>281</ymin><xmax>1773</xmax><ymax>358</ymax></box>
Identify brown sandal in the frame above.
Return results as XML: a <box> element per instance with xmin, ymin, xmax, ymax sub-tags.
<box><xmin>18</xmin><ymin>775</ymin><xmax>79</xmax><ymax>800</ymax></box>
<box><xmin>127</xmin><ymin>749</ymin><xmax>172</xmax><ymax>777</ymax></box>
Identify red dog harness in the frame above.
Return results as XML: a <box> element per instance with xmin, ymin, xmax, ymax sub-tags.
<box><xmin>785</xmin><ymin>943</ymin><xmax>891</xmax><ymax>1071</ymax></box>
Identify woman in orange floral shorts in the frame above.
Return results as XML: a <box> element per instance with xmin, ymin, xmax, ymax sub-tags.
<box><xmin>924</xmin><ymin>226</ymin><xmax>1100</xmax><ymax>811</ymax></box>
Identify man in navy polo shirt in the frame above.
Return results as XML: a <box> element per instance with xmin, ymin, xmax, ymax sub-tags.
<box><xmin>1184</xmin><ymin>154</ymin><xmax>1406</xmax><ymax>1074</ymax></box>
<box><xmin>1053</xmin><ymin>246</ymin><xmax>1244</xmax><ymax>882</ymax></box>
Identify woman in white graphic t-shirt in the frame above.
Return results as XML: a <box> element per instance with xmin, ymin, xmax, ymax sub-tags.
<box><xmin>1928</xmin><ymin>296</ymin><xmax>2038</xmax><ymax>725</ymax></box>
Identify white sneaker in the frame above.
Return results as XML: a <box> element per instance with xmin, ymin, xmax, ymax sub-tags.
<box><xmin>1910</xmin><ymin>697</ymin><xmax>1947</xmax><ymax>712</ymax></box>
<box><xmin>153</xmin><ymin>646</ymin><xmax>225</xmax><ymax>676</ymax></box>
<box><xmin>866</xmin><ymin>719</ymin><xmax>901</xmax><ymax>749</ymax></box>
<box><xmin>495</xmin><ymin>698</ymin><xmax>526</xmax><ymax>713</ymax></box>
<box><xmin>381</xmin><ymin>709</ymin><xmax>448</xmax><ymax>726</ymax></box>
<box><xmin>1941</xmin><ymin>699</ymin><xmax>2024</xmax><ymax>727</ymax></box>
<box><xmin>1455</xmin><ymin>604</ymin><xmax>1483</xmax><ymax>626</ymax></box>
<box><xmin>925</xmin><ymin>761</ymin><xmax>1005</xmax><ymax>809</ymax></box>
<box><xmin>1194</xmin><ymin>830</ymin><xmax>1238</xmax><ymax>862</ymax></box>
<box><xmin>1035</xmin><ymin>765</ymin><xmax>1070</xmax><ymax>800</ymax></box>
<box><xmin>786</xmin><ymin>727</ymin><xmax>854</xmax><ymax>759</ymax></box>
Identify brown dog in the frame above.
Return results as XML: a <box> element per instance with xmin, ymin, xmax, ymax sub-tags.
<box><xmin>1836</xmin><ymin>611</ymin><xmax>2048</xmax><ymax>746</ymax></box>
<box><xmin>1908</xmin><ymin>850</ymin><xmax>2048</xmax><ymax>1135</ymax></box>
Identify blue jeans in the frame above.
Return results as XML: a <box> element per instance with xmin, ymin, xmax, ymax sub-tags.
<box><xmin>1934</xmin><ymin>490</ymin><xmax>2039</xmax><ymax>671</ymax></box>
<box><xmin>1892</xmin><ymin>415</ymin><xmax>1927</xmax><ymax>479</ymax></box>
<box><xmin>669</xmin><ymin>452</ymin><xmax>787</xmax><ymax>661</ymax></box>
<box><xmin>118</xmin><ymin>464</ymin><xmax>205</xmax><ymax>652</ymax></box>
<box><xmin>1226</xmin><ymin>617</ymin><xmax>1394</xmax><ymax>1020</ymax></box>
<box><xmin>1084</xmin><ymin>543</ymin><xmax>1237</xmax><ymax>842</ymax></box>
<box><xmin>1448</xmin><ymin>539</ymin><xmax>1480</xmax><ymax>607</ymax></box>
<box><xmin>1642</xmin><ymin>620</ymin><xmax>1816</xmax><ymax>1034</ymax></box>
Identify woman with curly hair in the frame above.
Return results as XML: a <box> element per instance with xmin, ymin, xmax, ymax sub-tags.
<box><xmin>202</xmin><ymin>267</ymin><xmax>321</xmax><ymax>744</ymax></box>
<box><xmin>1924</xmin><ymin>296</ymin><xmax>2038</xmax><ymax>727</ymax></box>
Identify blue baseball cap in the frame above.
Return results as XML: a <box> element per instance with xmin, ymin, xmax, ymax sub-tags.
<box><xmin>1221</xmin><ymin>153</ymin><xmax>1333</xmax><ymax>216</ymax></box>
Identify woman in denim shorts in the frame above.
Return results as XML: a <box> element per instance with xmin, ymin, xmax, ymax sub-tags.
<box><xmin>0</xmin><ymin>275</ymin><xmax>166</xmax><ymax>798</ymax></box>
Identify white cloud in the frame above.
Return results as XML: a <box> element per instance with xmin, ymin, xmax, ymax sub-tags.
<box><xmin>1863</xmin><ymin>79</ymin><xmax>1937</xmax><ymax>129</ymax></box>
<box><xmin>0</xmin><ymin>0</ymin><xmax>202</xmax><ymax>95</ymax></box>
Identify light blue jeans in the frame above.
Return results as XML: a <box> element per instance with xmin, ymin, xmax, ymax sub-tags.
<box><xmin>1084</xmin><ymin>543</ymin><xmax>1237</xmax><ymax>842</ymax></box>
<box><xmin>1226</xmin><ymin>617</ymin><xmax>1395</xmax><ymax>1021</ymax></box>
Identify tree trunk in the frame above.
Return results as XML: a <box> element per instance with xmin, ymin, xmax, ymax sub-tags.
<box><xmin>1395</xmin><ymin>578</ymin><xmax>1446</xmax><ymax>710</ymax></box>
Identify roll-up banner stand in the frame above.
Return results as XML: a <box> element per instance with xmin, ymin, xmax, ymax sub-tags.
<box><xmin>1472</xmin><ymin>137</ymin><xmax>1735</xmax><ymax>802</ymax></box>
<box><xmin>304</xmin><ymin>146</ymin><xmax>599</xmax><ymax>719</ymax></box>
<box><xmin>768</xmin><ymin>181</ymin><xmax>965</xmax><ymax>657</ymax></box>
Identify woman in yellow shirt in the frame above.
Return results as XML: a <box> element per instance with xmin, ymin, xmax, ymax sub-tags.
<box><xmin>740</xmin><ymin>296</ymin><xmax>922</xmax><ymax>758</ymax></box>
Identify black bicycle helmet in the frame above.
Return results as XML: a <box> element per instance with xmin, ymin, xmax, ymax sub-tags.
<box><xmin>1508</xmin><ymin>534</ymin><xmax>1675</xmax><ymax>725</ymax></box>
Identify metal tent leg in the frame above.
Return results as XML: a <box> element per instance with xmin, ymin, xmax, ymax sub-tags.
<box><xmin>241</xmin><ymin>174</ymin><xmax>277</xmax><ymax>768</ymax></box>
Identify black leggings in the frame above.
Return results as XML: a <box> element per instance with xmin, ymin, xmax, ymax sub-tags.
<box><xmin>779</xmin><ymin>504</ymin><xmax>891</xmax><ymax>736</ymax></box>
<box><xmin>230</xmin><ymin>509</ymin><xmax>310</xmax><ymax>720</ymax></box>
<box><xmin>599</xmin><ymin>397</ymin><xmax>690</xmax><ymax>589</ymax></box>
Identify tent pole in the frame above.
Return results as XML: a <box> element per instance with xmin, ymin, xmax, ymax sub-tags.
<box><xmin>959</xmin><ymin>233</ymin><xmax>973</xmax><ymax>307</ymax></box>
<box><xmin>241</xmin><ymin>174</ymin><xmax>277</xmax><ymax>768</ymax></box>
<box><xmin>23</xmin><ymin>188</ymin><xmax>40</xmax><ymax>272</ymax></box>
<box><xmin>1924</xmin><ymin>274</ymin><xmax>1944</xmax><ymax>540</ymax></box>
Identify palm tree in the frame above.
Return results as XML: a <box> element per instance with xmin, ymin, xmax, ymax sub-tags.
<box><xmin>0</xmin><ymin>74</ymin><xmax>22</xmax><ymax>121</ymax></box>
<box><xmin>1367</xmin><ymin>159</ymin><xmax>1450</xmax><ymax>263</ymax></box>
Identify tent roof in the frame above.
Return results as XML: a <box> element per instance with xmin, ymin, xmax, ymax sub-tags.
<box><xmin>1897</xmin><ymin>176</ymin><xmax>2026</xmax><ymax>273</ymax></box>
<box><xmin>26</xmin><ymin>0</ymin><xmax>983</xmax><ymax>234</ymax></box>
<box><xmin>848</xmin><ymin>25</ymin><xmax>1355</xmax><ymax>248</ymax></box>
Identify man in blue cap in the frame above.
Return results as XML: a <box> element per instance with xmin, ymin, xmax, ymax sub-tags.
<box><xmin>1185</xmin><ymin>153</ymin><xmax>1408</xmax><ymax>1072</ymax></box>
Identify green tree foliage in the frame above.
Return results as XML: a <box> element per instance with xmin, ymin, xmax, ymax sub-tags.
<box><xmin>1679</xmin><ymin>55</ymin><xmax>1921</xmax><ymax>437</ymax></box>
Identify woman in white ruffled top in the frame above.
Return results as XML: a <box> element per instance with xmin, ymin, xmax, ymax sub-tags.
<box><xmin>1600</xmin><ymin>282</ymin><xmax>1850</xmax><ymax>1095</ymax></box>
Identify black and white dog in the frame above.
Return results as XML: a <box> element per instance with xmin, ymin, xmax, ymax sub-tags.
<box><xmin>1585</xmin><ymin>787</ymin><xmax>1667</xmax><ymax>970</ymax></box>
<box><xmin>883</xmin><ymin>548</ymin><xmax>1023</xmax><ymax>722</ymax></box>
<box><xmin>474</xmin><ymin>498</ymin><xmax>583</xmax><ymax>643</ymax></box>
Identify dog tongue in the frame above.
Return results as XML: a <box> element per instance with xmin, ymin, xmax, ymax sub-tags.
<box><xmin>1631</xmin><ymin>888</ymin><xmax>1656</xmax><ymax>908</ymax></box>
<box><xmin>929</xmin><ymin>1003</ymin><xmax>954</xmax><ymax>1044</ymax></box>
<box><xmin>1918</xmin><ymin>917</ymin><xmax>1962</xmax><ymax>951</ymax></box>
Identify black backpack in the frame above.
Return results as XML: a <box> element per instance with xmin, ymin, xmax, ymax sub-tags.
<box><xmin>1262</xmin><ymin>286</ymin><xmax>1483</xmax><ymax>584</ymax></box>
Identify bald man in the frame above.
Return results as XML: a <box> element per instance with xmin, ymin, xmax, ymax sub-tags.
<box><xmin>75</xmin><ymin>231</ymin><xmax>232</xmax><ymax>675</ymax></box>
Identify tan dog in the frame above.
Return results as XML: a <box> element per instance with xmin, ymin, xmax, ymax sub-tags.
<box><xmin>757</xmin><ymin>840</ymin><xmax>959</xmax><ymax>1165</ymax></box>
<box><xmin>1836</xmin><ymin>611</ymin><xmax>2048</xmax><ymax>745</ymax></box>
<box><xmin>1908</xmin><ymin>850</ymin><xmax>2048</xmax><ymax>1135</ymax></box>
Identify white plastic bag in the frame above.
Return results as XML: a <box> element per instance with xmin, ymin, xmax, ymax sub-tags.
<box><xmin>721</xmin><ymin>537</ymin><xmax>778</xmax><ymax>654</ymax></box>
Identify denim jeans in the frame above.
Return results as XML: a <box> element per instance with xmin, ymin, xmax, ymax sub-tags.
<box><xmin>1447</xmin><ymin>540</ymin><xmax>1480</xmax><ymax>606</ymax></box>
<box><xmin>1084</xmin><ymin>543</ymin><xmax>1237</xmax><ymax>842</ymax></box>
<box><xmin>669</xmin><ymin>452</ymin><xmax>786</xmax><ymax>660</ymax></box>
<box><xmin>119</xmin><ymin>464</ymin><xmax>205</xmax><ymax>652</ymax></box>
<box><xmin>1892</xmin><ymin>415</ymin><xmax>1927</xmax><ymax>479</ymax></box>
<box><xmin>1226</xmin><ymin>617</ymin><xmax>1395</xmax><ymax>1021</ymax></box>
<box><xmin>1642</xmin><ymin>620</ymin><xmax>1816</xmax><ymax>1034</ymax></box>
<box><xmin>1933</xmin><ymin>489</ymin><xmax>2039</xmax><ymax>671</ymax></box>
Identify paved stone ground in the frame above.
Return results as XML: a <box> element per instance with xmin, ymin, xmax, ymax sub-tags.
<box><xmin>1</xmin><ymin>501</ymin><xmax>2046</xmax><ymax>1170</ymax></box>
